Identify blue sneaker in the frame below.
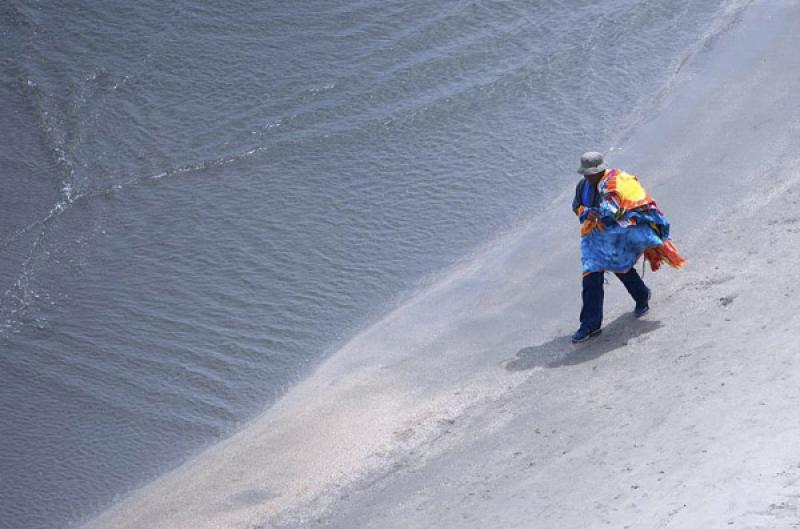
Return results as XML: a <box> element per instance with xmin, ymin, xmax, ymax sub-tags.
<box><xmin>634</xmin><ymin>289</ymin><xmax>651</xmax><ymax>318</ymax></box>
<box><xmin>571</xmin><ymin>327</ymin><xmax>602</xmax><ymax>343</ymax></box>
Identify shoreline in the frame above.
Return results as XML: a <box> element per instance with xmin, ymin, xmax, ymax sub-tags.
<box><xmin>84</xmin><ymin>2</ymin><xmax>800</xmax><ymax>528</ymax></box>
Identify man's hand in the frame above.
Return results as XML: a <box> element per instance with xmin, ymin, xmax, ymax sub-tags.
<box><xmin>586</xmin><ymin>210</ymin><xmax>601</xmax><ymax>221</ymax></box>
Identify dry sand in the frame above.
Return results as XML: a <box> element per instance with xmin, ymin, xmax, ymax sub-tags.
<box><xmin>85</xmin><ymin>2</ymin><xmax>800</xmax><ymax>528</ymax></box>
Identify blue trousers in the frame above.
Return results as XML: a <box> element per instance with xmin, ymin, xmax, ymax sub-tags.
<box><xmin>579</xmin><ymin>268</ymin><xmax>649</xmax><ymax>331</ymax></box>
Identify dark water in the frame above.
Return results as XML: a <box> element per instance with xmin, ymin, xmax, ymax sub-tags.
<box><xmin>1</xmin><ymin>1</ymin><xmax>746</xmax><ymax>528</ymax></box>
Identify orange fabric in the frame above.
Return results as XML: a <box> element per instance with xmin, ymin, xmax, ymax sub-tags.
<box><xmin>580</xmin><ymin>218</ymin><xmax>604</xmax><ymax>237</ymax></box>
<box><xmin>643</xmin><ymin>241</ymin><xmax>687</xmax><ymax>272</ymax></box>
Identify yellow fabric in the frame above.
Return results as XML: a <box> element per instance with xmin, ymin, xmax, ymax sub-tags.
<box><xmin>614</xmin><ymin>171</ymin><xmax>647</xmax><ymax>202</ymax></box>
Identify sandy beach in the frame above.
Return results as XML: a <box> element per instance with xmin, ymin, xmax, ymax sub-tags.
<box><xmin>84</xmin><ymin>2</ymin><xmax>800</xmax><ymax>528</ymax></box>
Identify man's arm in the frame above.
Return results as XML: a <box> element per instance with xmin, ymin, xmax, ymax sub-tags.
<box><xmin>572</xmin><ymin>181</ymin><xmax>586</xmax><ymax>217</ymax></box>
<box><xmin>573</xmin><ymin>180</ymin><xmax>603</xmax><ymax>222</ymax></box>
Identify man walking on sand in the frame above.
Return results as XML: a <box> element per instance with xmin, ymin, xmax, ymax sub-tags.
<box><xmin>571</xmin><ymin>152</ymin><xmax>686</xmax><ymax>343</ymax></box>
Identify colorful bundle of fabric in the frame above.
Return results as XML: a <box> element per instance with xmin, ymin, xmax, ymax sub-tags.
<box><xmin>577</xmin><ymin>169</ymin><xmax>687</xmax><ymax>274</ymax></box>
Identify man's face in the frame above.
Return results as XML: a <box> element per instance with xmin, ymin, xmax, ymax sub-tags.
<box><xmin>585</xmin><ymin>170</ymin><xmax>605</xmax><ymax>184</ymax></box>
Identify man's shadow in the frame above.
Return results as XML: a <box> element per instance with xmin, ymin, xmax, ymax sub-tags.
<box><xmin>505</xmin><ymin>314</ymin><xmax>663</xmax><ymax>371</ymax></box>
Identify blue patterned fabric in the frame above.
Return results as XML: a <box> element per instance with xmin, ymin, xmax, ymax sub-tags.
<box><xmin>580</xmin><ymin>209</ymin><xmax>671</xmax><ymax>274</ymax></box>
